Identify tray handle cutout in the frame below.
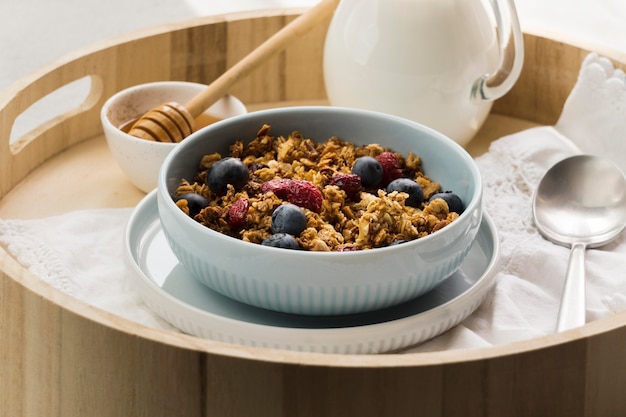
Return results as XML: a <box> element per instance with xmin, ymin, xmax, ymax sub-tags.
<box><xmin>8</xmin><ymin>75</ymin><xmax>102</xmax><ymax>155</ymax></box>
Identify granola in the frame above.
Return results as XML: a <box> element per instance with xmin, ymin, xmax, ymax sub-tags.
<box><xmin>174</xmin><ymin>124</ymin><xmax>460</xmax><ymax>251</ymax></box>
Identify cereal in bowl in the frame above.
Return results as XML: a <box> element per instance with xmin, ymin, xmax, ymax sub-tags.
<box><xmin>173</xmin><ymin>124</ymin><xmax>463</xmax><ymax>251</ymax></box>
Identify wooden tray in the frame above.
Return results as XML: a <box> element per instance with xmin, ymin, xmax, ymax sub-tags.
<box><xmin>2</xmin><ymin>8</ymin><xmax>626</xmax><ymax>417</ymax></box>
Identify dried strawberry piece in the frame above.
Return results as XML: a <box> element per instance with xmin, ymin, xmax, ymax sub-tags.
<box><xmin>376</xmin><ymin>151</ymin><xmax>403</xmax><ymax>186</ymax></box>
<box><xmin>329</xmin><ymin>173</ymin><xmax>361</xmax><ymax>200</ymax></box>
<box><xmin>260</xmin><ymin>179</ymin><xmax>290</xmax><ymax>199</ymax></box>
<box><xmin>286</xmin><ymin>180</ymin><xmax>323</xmax><ymax>213</ymax></box>
<box><xmin>227</xmin><ymin>198</ymin><xmax>249</xmax><ymax>229</ymax></box>
<box><xmin>261</xmin><ymin>179</ymin><xmax>323</xmax><ymax>213</ymax></box>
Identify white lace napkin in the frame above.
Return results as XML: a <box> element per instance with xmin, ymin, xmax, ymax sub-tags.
<box><xmin>409</xmin><ymin>53</ymin><xmax>626</xmax><ymax>352</ymax></box>
<box><xmin>1</xmin><ymin>53</ymin><xmax>625</xmax><ymax>352</ymax></box>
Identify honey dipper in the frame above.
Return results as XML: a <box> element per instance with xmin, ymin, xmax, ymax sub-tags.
<box><xmin>128</xmin><ymin>0</ymin><xmax>339</xmax><ymax>142</ymax></box>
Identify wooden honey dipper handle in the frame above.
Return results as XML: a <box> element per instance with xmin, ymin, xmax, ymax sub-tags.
<box><xmin>129</xmin><ymin>0</ymin><xmax>340</xmax><ymax>143</ymax></box>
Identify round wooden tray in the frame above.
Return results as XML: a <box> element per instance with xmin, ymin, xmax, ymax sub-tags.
<box><xmin>2</xmin><ymin>9</ymin><xmax>626</xmax><ymax>417</ymax></box>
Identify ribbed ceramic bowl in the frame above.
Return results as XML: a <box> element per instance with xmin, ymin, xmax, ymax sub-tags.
<box><xmin>157</xmin><ymin>106</ymin><xmax>483</xmax><ymax>315</ymax></box>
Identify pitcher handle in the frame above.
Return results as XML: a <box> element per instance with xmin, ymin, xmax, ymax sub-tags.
<box><xmin>471</xmin><ymin>0</ymin><xmax>524</xmax><ymax>101</ymax></box>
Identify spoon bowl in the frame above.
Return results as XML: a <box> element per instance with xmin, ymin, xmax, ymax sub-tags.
<box><xmin>532</xmin><ymin>154</ymin><xmax>626</xmax><ymax>331</ymax></box>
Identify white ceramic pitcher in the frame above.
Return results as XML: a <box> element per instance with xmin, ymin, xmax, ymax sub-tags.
<box><xmin>323</xmin><ymin>0</ymin><xmax>524</xmax><ymax>146</ymax></box>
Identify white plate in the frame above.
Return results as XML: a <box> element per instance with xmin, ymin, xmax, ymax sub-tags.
<box><xmin>125</xmin><ymin>191</ymin><xmax>500</xmax><ymax>354</ymax></box>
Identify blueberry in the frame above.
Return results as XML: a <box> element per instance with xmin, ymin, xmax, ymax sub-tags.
<box><xmin>352</xmin><ymin>156</ymin><xmax>383</xmax><ymax>187</ymax></box>
<box><xmin>272</xmin><ymin>204</ymin><xmax>307</xmax><ymax>236</ymax></box>
<box><xmin>261</xmin><ymin>233</ymin><xmax>301</xmax><ymax>249</ymax></box>
<box><xmin>429</xmin><ymin>191</ymin><xmax>464</xmax><ymax>214</ymax></box>
<box><xmin>206</xmin><ymin>157</ymin><xmax>249</xmax><ymax>195</ymax></box>
<box><xmin>386</xmin><ymin>178</ymin><xmax>424</xmax><ymax>207</ymax></box>
<box><xmin>174</xmin><ymin>193</ymin><xmax>208</xmax><ymax>217</ymax></box>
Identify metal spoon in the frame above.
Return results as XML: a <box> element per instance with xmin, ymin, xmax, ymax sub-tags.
<box><xmin>532</xmin><ymin>154</ymin><xmax>626</xmax><ymax>332</ymax></box>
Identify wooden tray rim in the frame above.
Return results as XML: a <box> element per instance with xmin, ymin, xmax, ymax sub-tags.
<box><xmin>2</xmin><ymin>8</ymin><xmax>626</xmax><ymax>368</ymax></box>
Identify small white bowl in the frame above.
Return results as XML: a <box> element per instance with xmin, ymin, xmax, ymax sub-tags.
<box><xmin>157</xmin><ymin>106</ymin><xmax>484</xmax><ymax>316</ymax></box>
<box><xmin>101</xmin><ymin>81</ymin><xmax>247</xmax><ymax>193</ymax></box>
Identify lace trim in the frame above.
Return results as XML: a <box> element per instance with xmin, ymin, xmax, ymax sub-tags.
<box><xmin>0</xmin><ymin>219</ymin><xmax>80</xmax><ymax>298</ymax></box>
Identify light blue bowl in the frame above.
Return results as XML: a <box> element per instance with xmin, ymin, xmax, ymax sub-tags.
<box><xmin>157</xmin><ymin>106</ymin><xmax>483</xmax><ymax>315</ymax></box>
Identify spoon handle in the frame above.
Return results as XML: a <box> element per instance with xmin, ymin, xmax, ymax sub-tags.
<box><xmin>556</xmin><ymin>243</ymin><xmax>586</xmax><ymax>332</ymax></box>
<box><xmin>184</xmin><ymin>0</ymin><xmax>340</xmax><ymax>118</ymax></box>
